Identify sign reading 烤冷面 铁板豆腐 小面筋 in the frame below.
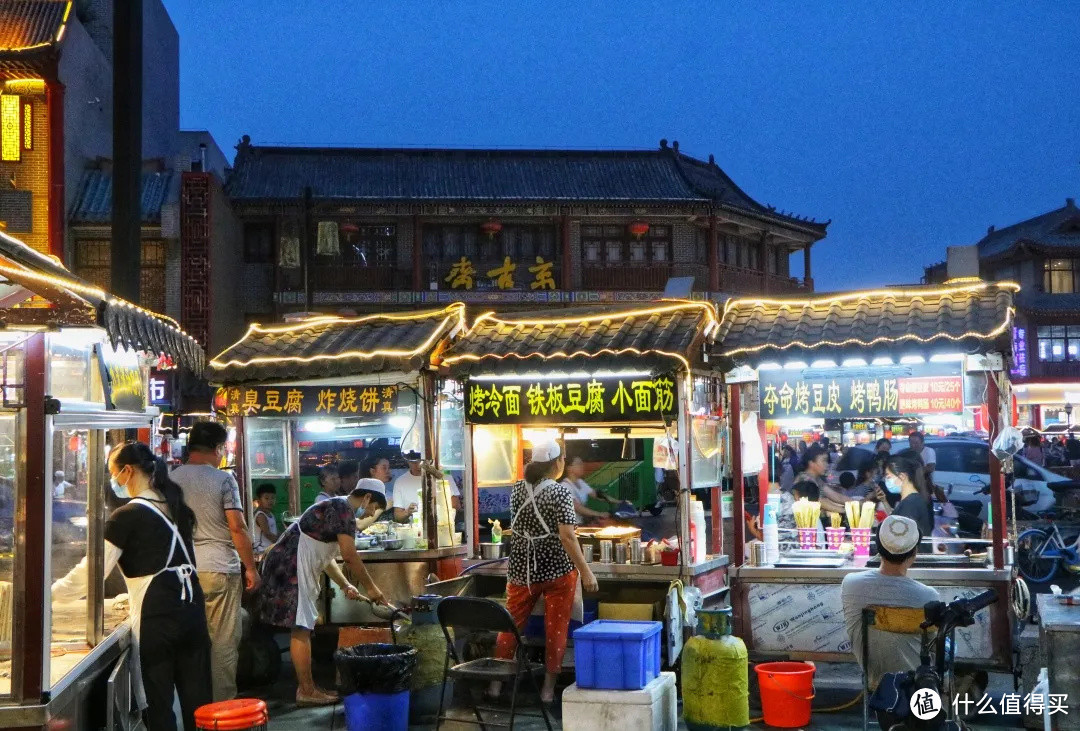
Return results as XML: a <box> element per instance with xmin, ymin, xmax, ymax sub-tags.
<box><xmin>758</xmin><ymin>362</ymin><xmax>964</xmax><ymax>420</ymax></box>
<box><xmin>464</xmin><ymin>375</ymin><xmax>677</xmax><ymax>424</ymax></box>
<box><xmin>214</xmin><ymin>384</ymin><xmax>400</xmax><ymax>418</ymax></box>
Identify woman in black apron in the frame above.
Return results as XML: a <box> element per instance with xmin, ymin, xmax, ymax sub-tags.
<box><xmin>106</xmin><ymin>442</ymin><xmax>212</xmax><ymax>731</ymax></box>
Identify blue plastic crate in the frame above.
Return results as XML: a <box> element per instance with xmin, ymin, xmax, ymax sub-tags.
<box><xmin>572</xmin><ymin>619</ymin><xmax>662</xmax><ymax>690</ymax></box>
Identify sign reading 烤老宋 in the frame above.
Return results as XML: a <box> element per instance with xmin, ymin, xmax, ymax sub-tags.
<box><xmin>759</xmin><ymin>362</ymin><xmax>964</xmax><ymax>420</ymax></box>
<box><xmin>465</xmin><ymin>375</ymin><xmax>677</xmax><ymax>424</ymax></box>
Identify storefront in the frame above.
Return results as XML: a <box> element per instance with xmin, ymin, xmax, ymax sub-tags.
<box><xmin>0</xmin><ymin>233</ymin><xmax>205</xmax><ymax>729</ymax></box>
<box><xmin>440</xmin><ymin>301</ymin><xmax>730</xmax><ymax>658</ymax></box>
<box><xmin>208</xmin><ymin>304</ymin><xmax>469</xmax><ymax>621</ymax></box>
<box><xmin>716</xmin><ymin>281</ymin><xmax>1023</xmax><ymax>671</ymax></box>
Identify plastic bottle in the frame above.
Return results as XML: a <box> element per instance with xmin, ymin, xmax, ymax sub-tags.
<box><xmin>690</xmin><ymin>498</ymin><xmax>707</xmax><ymax>563</ymax></box>
<box><xmin>682</xmin><ymin>607</ymin><xmax>749</xmax><ymax>730</ymax></box>
<box><xmin>489</xmin><ymin>518</ymin><xmax>503</xmax><ymax>544</ymax></box>
<box><xmin>763</xmin><ymin>504</ymin><xmax>780</xmax><ymax>565</ymax></box>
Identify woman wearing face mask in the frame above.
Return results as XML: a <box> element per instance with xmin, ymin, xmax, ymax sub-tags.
<box><xmin>105</xmin><ymin>442</ymin><xmax>212</xmax><ymax>731</ymax></box>
<box><xmin>878</xmin><ymin>452</ymin><xmax>934</xmax><ymax>539</ymax></box>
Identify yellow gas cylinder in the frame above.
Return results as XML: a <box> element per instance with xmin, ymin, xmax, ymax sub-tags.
<box><xmin>682</xmin><ymin>607</ymin><xmax>749</xmax><ymax>730</ymax></box>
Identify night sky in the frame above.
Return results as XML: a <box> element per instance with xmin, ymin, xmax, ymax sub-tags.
<box><xmin>163</xmin><ymin>2</ymin><xmax>1079</xmax><ymax>291</ymax></box>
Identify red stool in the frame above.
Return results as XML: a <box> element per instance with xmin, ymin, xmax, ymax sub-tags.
<box><xmin>194</xmin><ymin>699</ymin><xmax>269</xmax><ymax>731</ymax></box>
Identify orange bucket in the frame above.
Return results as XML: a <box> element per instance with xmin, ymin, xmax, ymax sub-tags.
<box><xmin>753</xmin><ymin>661</ymin><xmax>815</xmax><ymax>728</ymax></box>
<box><xmin>194</xmin><ymin>699</ymin><xmax>269</xmax><ymax>731</ymax></box>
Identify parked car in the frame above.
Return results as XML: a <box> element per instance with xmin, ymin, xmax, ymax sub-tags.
<box><xmin>836</xmin><ymin>437</ymin><xmax>1080</xmax><ymax>520</ymax></box>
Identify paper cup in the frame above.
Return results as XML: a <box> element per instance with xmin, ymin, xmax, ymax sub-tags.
<box><xmin>826</xmin><ymin>527</ymin><xmax>845</xmax><ymax>551</ymax></box>
<box><xmin>798</xmin><ymin>528</ymin><xmax>818</xmax><ymax>550</ymax></box>
<box><xmin>851</xmin><ymin>527</ymin><xmax>872</xmax><ymax>557</ymax></box>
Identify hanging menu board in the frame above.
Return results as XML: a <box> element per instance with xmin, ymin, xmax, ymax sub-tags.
<box><xmin>759</xmin><ymin>362</ymin><xmax>963</xmax><ymax>420</ymax></box>
<box><xmin>465</xmin><ymin>375</ymin><xmax>677</xmax><ymax>424</ymax></box>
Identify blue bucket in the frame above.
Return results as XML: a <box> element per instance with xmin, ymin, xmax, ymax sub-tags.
<box><xmin>343</xmin><ymin>690</ymin><xmax>410</xmax><ymax>731</ymax></box>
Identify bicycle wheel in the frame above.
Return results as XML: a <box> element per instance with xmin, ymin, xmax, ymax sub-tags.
<box><xmin>1016</xmin><ymin>528</ymin><xmax>1059</xmax><ymax>583</ymax></box>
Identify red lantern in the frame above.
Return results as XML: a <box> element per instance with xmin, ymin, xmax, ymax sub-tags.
<box><xmin>628</xmin><ymin>220</ymin><xmax>650</xmax><ymax>239</ymax></box>
<box><xmin>480</xmin><ymin>219</ymin><xmax>503</xmax><ymax>238</ymax></box>
<box><xmin>340</xmin><ymin>222</ymin><xmax>359</xmax><ymax>235</ymax></box>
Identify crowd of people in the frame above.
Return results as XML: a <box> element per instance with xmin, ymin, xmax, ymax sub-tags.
<box><xmin>1022</xmin><ymin>430</ymin><xmax>1080</xmax><ymax>467</ymax></box>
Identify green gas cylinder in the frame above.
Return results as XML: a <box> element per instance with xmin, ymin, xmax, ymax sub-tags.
<box><xmin>682</xmin><ymin>607</ymin><xmax>749</xmax><ymax>730</ymax></box>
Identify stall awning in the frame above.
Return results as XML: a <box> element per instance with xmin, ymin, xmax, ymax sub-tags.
<box><xmin>714</xmin><ymin>281</ymin><xmax>1018</xmax><ymax>368</ymax></box>
<box><xmin>442</xmin><ymin>301</ymin><xmax>719</xmax><ymax>376</ymax></box>
<box><xmin>0</xmin><ymin>231</ymin><xmax>205</xmax><ymax>374</ymax></box>
<box><xmin>209</xmin><ymin>303</ymin><xmax>466</xmax><ymax>385</ymax></box>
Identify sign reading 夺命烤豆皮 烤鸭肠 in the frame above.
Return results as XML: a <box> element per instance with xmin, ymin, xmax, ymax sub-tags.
<box><xmin>464</xmin><ymin>375</ymin><xmax>677</xmax><ymax>424</ymax></box>
<box><xmin>214</xmin><ymin>384</ymin><xmax>400</xmax><ymax>418</ymax></box>
<box><xmin>758</xmin><ymin>362</ymin><xmax>964</xmax><ymax>420</ymax></box>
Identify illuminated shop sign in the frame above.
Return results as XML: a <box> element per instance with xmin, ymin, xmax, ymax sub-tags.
<box><xmin>465</xmin><ymin>375</ymin><xmax>677</xmax><ymax>424</ymax></box>
<box><xmin>214</xmin><ymin>385</ymin><xmax>399</xmax><ymax>418</ymax></box>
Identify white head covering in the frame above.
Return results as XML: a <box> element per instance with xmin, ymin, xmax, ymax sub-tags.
<box><xmin>878</xmin><ymin>515</ymin><xmax>920</xmax><ymax>555</ymax></box>
<box><xmin>354</xmin><ymin>477</ymin><xmax>386</xmax><ymax>496</ymax></box>
<box><xmin>530</xmin><ymin>438</ymin><xmax>562</xmax><ymax>463</ymax></box>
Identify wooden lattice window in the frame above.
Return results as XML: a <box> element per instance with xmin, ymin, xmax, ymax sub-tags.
<box><xmin>75</xmin><ymin>239</ymin><xmax>168</xmax><ymax>313</ymax></box>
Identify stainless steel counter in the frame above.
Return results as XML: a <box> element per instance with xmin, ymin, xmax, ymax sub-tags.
<box><xmin>733</xmin><ymin>563</ymin><xmax>1013</xmax><ymax>584</ymax></box>
<box><xmin>463</xmin><ymin>554</ymin><xmax>728</xmax><ymax>582</ymax></box>
<box><xmin>354</xmin><ymin>545</ymin><xmax>468</xmax><ymax>563</ymax></box>
<box><xmin>1037</xmin><ymin>594</ymin><xmax>1080</xmax><ymax>633</ymax></box>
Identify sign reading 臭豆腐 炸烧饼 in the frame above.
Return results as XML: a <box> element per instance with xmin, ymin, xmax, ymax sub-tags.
<box><xmin>758</xmin><ymin>362</ymin><xmax>964</xmax><ymax>420</ymax></box>
<box><xmin>214</xmin><ymin>384</ymin><xmax>400</xmax><ymax>418</ymax></box>
<box><xmin>464</xmin><ymin>375</ymin><xmax>677</xmax><ymax>424</ymax></box>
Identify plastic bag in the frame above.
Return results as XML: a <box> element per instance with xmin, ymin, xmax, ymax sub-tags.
<box><xmin>992</xmin><ymin>426</ymin><xmax>1024</xmax><ymax>460</ymax></box>
<box><xmin>335</xmin><ymin>643</ymin><xmax>418</xmax><ymax>695</ymax></box>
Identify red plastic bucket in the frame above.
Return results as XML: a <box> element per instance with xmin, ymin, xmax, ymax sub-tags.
<box><xmin>194</xmin><ymin>699</ymin><xmax>269</xmax><ymax>731</ymax></box>
<box><xmin>754</xmin><ymin>661</ymin><xmax>815</xmax><ymax>728</ymax></box>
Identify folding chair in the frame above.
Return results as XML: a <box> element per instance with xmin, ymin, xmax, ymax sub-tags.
<box><xmin>861</xmin><ymin>605</ymin><xmax>926</xmax><ymax>731</ymax></box>
<box><xmin>436</xmin><ymin>596</ymin><xmax>554</xmax><ymax>731</ymax></box>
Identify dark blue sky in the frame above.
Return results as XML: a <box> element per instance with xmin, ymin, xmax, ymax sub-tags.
<box><xmin>163</xmin><ymin>2</ymin><xmax>1079</xmax><ymax>291</ymax></box>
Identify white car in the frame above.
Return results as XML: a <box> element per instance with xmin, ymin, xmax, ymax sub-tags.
<box><xmin>836</xmin><ymin>438</ymin><xmax>1076</xmax><ymax>520</ymax></box>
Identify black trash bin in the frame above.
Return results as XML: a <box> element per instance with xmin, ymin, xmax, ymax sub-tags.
<box><xmin>334</xmin><ymin>644</ymin><xmax>418</xmax><ymax>731</ymax></box>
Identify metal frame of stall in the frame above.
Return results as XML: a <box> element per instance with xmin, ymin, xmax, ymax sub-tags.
<box><xmin>208</xmin><ymin>304</ymin><xmax>470</xmax><ymax>616</ymax></box>
<box><xmin>442</xmin><ymin>301</ymin><xmax>731</xmax><ymax>604</ymax></box>
<box><xmin>0</xmin><ymin>232</ymin><xmax>205</xmax><ymax>730</ymax></box>
<box><xmin>715</xmin><ymin>280</ymin><xmax>1022</xmax><ymax>671</ymax></box>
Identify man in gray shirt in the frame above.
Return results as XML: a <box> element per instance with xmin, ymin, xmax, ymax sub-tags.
<box><xmin>172</xmin><ymin>422</ymin><xmax>259</xmax><ymax>702</ymax></box>
<box><xmin>842</xmin><ymin>515</ymin><xmax>938</xmax><ymax>693</ymax></box>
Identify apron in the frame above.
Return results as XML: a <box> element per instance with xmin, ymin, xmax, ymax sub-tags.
<box><xmin>122</xmin><ymin>498</ymin><xmax>197</xmax><ymax>711</ymax></box>
<box><xmin>512</xmin><ymin>479</ymin><xmax>583</xmax><ymax>623</ymax></box>
<box><xmin>294</xmin><ymin>531</ymin><xmax>342</xmax><ymax>630</ymax></box>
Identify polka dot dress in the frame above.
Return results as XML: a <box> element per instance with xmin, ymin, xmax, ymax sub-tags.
<box><xmin>507</xmin><ymin>478</ymin><xmax>577</xmax><ymax>586</ymax></box>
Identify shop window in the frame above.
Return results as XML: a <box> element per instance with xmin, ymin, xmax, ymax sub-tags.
<box><xmin>426</xmin><ymin>224</ymin><xmax>554</xmax><ymax>264</ymax></box>
<box><xmin>474</xmin><ymin>425</ymin><xmax>518</xmax><ymax>486</ymax></box>
<box><xmin>0</xmin><ymin>415</ymin><xmax>14</xmax><ymax>696</ymax></box>
<box><xmin>246</xmin><ymin>419</ymin><xmax>291</xmax><ymax>478</ymax></box>
<box><xmin>438</xmin><ymin>381</ymin><xmax>465</xmax><ymax>472</ymax></box>
<box><xmin>338</xmin><ymin>224</ymin><xmax>396</xmax><ymax>267</ymax></box>
<box><xmin>74</xmin><ymin>240</ymin><xmax>167</xmax><ymax>314</ymax></box>
<box><xmin>581</xmin><ymin>224</ymin><xmax>671</xmax><ymax>265</ymax></box>
<box><xmin>1043</xmin><ymin>259</ymin><xmax>1080</xmax><ymax>294</ymax></box>
<box><xmin>0</xmin><ymin>190</ymin><xmax>32</xmax><ymax>233</ymax></box>
<box><xmin>691</xmin><ymin>417</ymin><xmax>723</xmax><ymax>489</ymax></box>
<box><xmin>243</xmin><ymin>222</ymin><xmax>274</xmax><ymax>264</ymax></box>
<box><xmin>0</xmin><ymin>94</ymin><xmax>20</xmax><ymax>162</ymax></box>
<box><xmin>1037</xmin><ymin>325</ymin><xmax>1080</xmax><ymax>362</ymax></box>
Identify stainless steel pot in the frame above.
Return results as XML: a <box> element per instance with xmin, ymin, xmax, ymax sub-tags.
<box><xmin>480</xmin><ymin>542</ymin><xmax>507</xmax><ymax>560</ymax></box>
<box><xmin>749</xmin><ymin>540</ymin><xmax>769</xmax><ymax>567</ymax></box>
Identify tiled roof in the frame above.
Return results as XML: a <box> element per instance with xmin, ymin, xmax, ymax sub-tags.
<box><xmin>714</xmin><ymin>282</ymin><xmax>1017</xmax><ymax>366</ymax></box>
<box><xmin>69</xmin><ymin>170</ymin><xmax>175</xmax><ymax>225</ymax></box>
<box><xmin>442</xmin><ymin>301</ymin><xmax>718</xmax><ymax>376</ymax></box>
<box><xmin>0</xmin><ymin>231</ymin><xmax>205</xmax><ymax>374</ymax></box>
<box><xmin>0</xmin><ymin>1</ymin><xmax>69</xmax><ymax>53</ymax></box>
<box><xmin>226</xmin><ymin>140</ymin><xmax>827</xmax><ymax>236</ymax></box>
<box><xmin>976</xmin><ymin>198</ymin><xmax>1080</xmax><ymax>258</ymax></box>
<box><xmin>209</xmin><ymin>304</ymin><xmax>466</xmax><ymax>385</ymax></box>
<box><xmin>1016</xmin><ymin>291</ymin><xmax>1080</xmax><ymax>316</ymax></box>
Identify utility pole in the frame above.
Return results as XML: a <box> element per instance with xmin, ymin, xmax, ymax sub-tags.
<box><xmin>111</xmin><ymin>0</ymin><xmax>143</xmax><ymax>304</ymax></box>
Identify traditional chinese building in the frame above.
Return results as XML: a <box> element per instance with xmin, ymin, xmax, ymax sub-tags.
<box><xmin>223</xmin><ymin>137</ymin><xmax>828</xmax><ymax>320</ymax></box>
<box><xmin>925</xmin><ymin>198</ymin><xmax>1080</xmax><ymax>429</ymax></box>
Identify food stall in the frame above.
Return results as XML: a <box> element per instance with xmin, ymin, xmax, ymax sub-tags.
<box><xmin>716</xmin><ymin>280</ymin><xmax>1023</xmax><ymax>671</ymax></box>
<box><xmin>0</xmin><ymin>232</ymin><xmax>205</xmax><ymax>729</ymax></box>
<box><xmin>208</xmin><ymin>304</ymin><xmax>470</xmax><ymax>621</ymax></box>
<box><xmin>440</xmin><ymin>301</ymin><xmax>730</xmax><ymax>652</ymax></box>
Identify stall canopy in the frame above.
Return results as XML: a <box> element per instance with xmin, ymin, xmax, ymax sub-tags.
<box><xmin>442</xmin><ymin>300</ymin><xmax>720</xmax><ymax>376</ymax></box>
<box><xmin>0</xmin><ymin>230</ymin><xmax>205</xmax><ymax>373</ymax></box>
<box><xmin>209</xmin><ymin>303</ymin><xmax>467</xmax><ymax>385</ymax></box>
<box><xmin>714</xmin><ymin>281</ymin><xmax>1018</xmax><ymax>367</ymax></box>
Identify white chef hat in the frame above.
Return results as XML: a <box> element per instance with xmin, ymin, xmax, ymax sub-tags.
<box><xmin>355</xmin><ymin>477</ymin><xmax>386</xmax><ymax>496</ymax></box>
<box><xmin>877</xmin><ymin>515</ymin><xmax>920</xmax><ymax>557</ymax></box>
<box><xmin>529</xmin><ymin>438</ymin><xmax>562</xmax><ymax>463</ymax></box>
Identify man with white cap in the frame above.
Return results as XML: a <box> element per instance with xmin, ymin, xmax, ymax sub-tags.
<box><xmin>841</xmin><ymin>515</ymin><xmax>939</xmax><ymax>695</ymax></box>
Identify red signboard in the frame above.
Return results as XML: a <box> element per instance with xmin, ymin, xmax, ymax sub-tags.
<box><xmin>897</xmin><ymin>376</ymin><xmax>963</xmax><ymax>414</ymax></box>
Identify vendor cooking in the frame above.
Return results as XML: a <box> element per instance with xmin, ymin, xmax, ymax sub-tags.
<box><xmin>491</xmin><ymin>438</ymin><xmax>598</xmax><ymax>705</ymax></box>
<box><xmin>561</xmin><ymin>455</ymin><xmax>620</xmax><ymax>524</ymax></box>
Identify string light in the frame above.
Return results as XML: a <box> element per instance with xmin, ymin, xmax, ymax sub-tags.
<box><xmin>209</xmin><ymin>307</ymin><xmax>464</xmax><ymax>370</ymax></box>
<box><xmin>466</xmin><ymin>299</ymin><xmax>719</xmax><ymax>333</ymax></box>
<box><xmin>246</xmin><ymin>302</ymin><xmax>465</xmax><ymax>336</ymax></box>
<box><xmin>443</xmin><ymin>346</ymin><xmax>693</xmax><ymax>373</ymax></box>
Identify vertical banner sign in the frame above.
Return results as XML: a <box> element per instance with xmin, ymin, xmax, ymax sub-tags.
<box><xmin>1010</xmin><ymin>327</ymin><xmax>1028</xmax><ymax>378</ymax></box>
<box><xmin>464</xmin><ymin>375</ymin><xmax>677</xmax><ymax>424</ymax></box>
<box><xmin>148</xmin><ymin>369</ymin><xmax>173</xmax><ymax>408</ymax></box>
<box><xmin>759</xmin><ymin>362</ymin><xmax>963</xmax><ymax>419</ymax></box>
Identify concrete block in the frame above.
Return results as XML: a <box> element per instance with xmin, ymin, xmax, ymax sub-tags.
<box><xmin>562</xmin><ymin>670</ymin><xmax>677</xmax><ymax>731</ymax></box>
